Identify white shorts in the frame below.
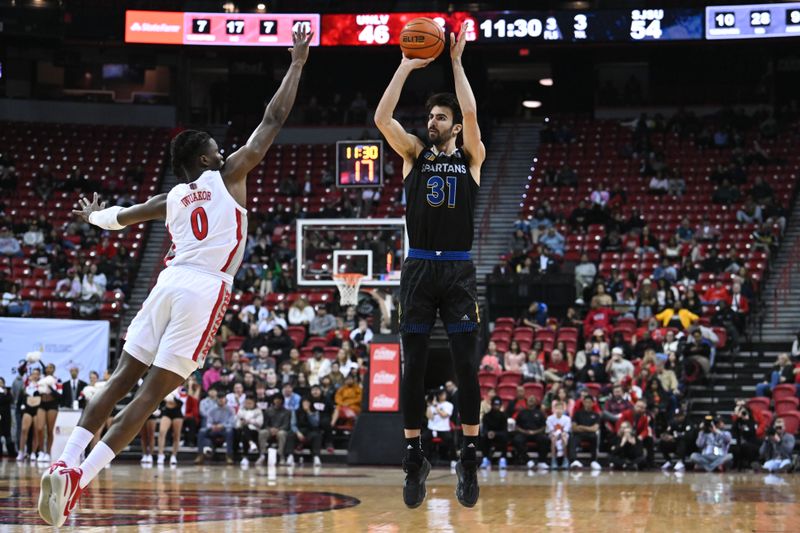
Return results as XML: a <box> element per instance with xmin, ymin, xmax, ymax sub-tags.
<box><xmin>123</xmin><ymin>266</ymin><xmax>231</xmax><ymax>379</ymax></box>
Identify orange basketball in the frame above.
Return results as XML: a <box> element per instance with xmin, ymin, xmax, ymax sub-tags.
<box><xmin>399</xmin><ymin>17</ymin><xmax>445</xmax><ymax>60</ymax></box>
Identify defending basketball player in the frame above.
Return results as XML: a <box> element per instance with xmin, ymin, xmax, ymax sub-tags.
<box><xmin>374</xmin><ymin>29</ymin><xmax>486</xmax><ymax>509</ymax></box>
<box><xmin>36</xmin><ymin>28</ymin><xmax>313</xmax><ymax>527</ymax></box>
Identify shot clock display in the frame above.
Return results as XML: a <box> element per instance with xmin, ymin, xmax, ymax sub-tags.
<box><xmin>125</xmin><ymin>11</ymin><xmax>320</xmax><ymax>46</ymax></box>
<box><xmin>336</xmin><ymin>141</ymin><xmax>384</xmax><ymax>188</ymax></box>
<box><xmin>706</xmin><ymin>2</ymin><xmax>800</xmax><ymax>39</ymax></box>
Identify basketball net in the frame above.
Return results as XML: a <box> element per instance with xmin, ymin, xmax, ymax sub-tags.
<box><xmin>333</xmin><ymin>273</ymin><xmax>365</xmax><ymax>307</ymax></box>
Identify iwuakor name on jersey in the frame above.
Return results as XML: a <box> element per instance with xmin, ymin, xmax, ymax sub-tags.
<box><xmin>164</xmin><ymin>169</ymin><xmax>248</xmax><ymax>284</ymax></box>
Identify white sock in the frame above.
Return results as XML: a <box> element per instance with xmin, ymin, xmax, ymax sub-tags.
<box><xmin>58</xmin><ymin>426</ymin><xmax>94</xmax><ymax>467</ymax></box>
<box><xmin>78</xmin><ymin>441</ymin><xmax>116</xmax><ymax>489</ymax></box>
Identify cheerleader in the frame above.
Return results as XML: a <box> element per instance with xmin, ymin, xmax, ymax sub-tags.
<box><xmin>38</xmin><ymin>363</ymin><xmax>62</xmax><ymax>462</ymax></box>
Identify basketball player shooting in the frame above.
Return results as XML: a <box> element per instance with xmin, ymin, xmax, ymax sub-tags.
<box><xmin>36</xmin><ymin>28</ymin><xmax>312</xmax><ymax>527</ymax></box>
<box><xmin>374</xmin><ymin>29</ymin><xmax>486</xmax><ymax>509</ymax></box>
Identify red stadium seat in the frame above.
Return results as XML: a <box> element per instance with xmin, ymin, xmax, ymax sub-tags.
<box><xmin>523</xmin><ymin>382</ymin><xmax>544</xmax><ymax>402</ymax></box>
<box><xmin>497</xmin><ymin>371</ymin><xmax>522</xmax><ymax>387</ymax></box>
<box><xmin>478</xmin><ymin>371</ymin><xmax>498</xmax><ymax>388</ymax></box>
<box><xmin>773</xmin><ymin>384</ymin><xmax>796</xmax><ymax>403</ymax></box>
<box><xmin>775</xmin><ymin>398</ymin><xmax>800</xmax><ymax>416</ymax></box>
<box><xmin>497</xmin><ymin>384</ymin><xmax>517</xmax><ymax>402</ymax></box>
<box><xmin>746</xmin><ymin>397</ymin><xmax>770</xmax><ymax>414</ymax></box>
<box><xmin>494</xmin><ymin>317</ymin><xmax>516</xmax><ymax>329</ymax></box>
<box><xmin>779</xmin><ymin>412</ymin><xmax>800</xmax><ymax>435</ymax></box>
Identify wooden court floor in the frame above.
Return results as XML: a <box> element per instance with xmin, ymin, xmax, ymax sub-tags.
<box><xmin>2</xmin><ymin>460</ymin><xmax>800</xmax><ymax>532</ymax></box>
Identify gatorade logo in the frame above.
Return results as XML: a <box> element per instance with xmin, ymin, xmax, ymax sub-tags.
<box><xmin>373</xmin><ymin>347</ymin><xmax>398</xmax><ymax>362</ymax></box>
<box><xmin>373</xmin><ymin>371</ymin><xmax>397</xmax><ymax>385</ymax></box>
<box><xmin>372</xmin><ymin>395</ymin><xmax>397</xmax><ymax>409</ymax></box>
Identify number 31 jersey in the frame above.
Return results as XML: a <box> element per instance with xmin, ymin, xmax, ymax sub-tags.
<box><xmin>164</xmin><ymin>170</ymin><xmax>248</xmax><ymax>284</ymax></box>
<box><xmin>403</xmin><ymin>147</ymin><xmax>479</xmax><ymax>252</ymax></box>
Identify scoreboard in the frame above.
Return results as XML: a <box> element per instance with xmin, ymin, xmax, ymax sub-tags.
<box><xmin>321</xmin><ymin>12</ymin><xmax>475</xmax><ymax>46</ymax></box>
<box><xmin>125</xmin><ymin>11</ymin><xmax>320</xmax><ymax>46</ymax></box>
<box><xmin>706</xmin><ymin>2</ymin><xmax>800</xmax><ymax>39</ymax></box>
<box><xmin>336</xmin><ymin>141</ymin><xmax>384</xmax><ymax>188</ymax></box>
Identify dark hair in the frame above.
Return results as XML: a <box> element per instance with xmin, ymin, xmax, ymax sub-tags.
<box><xmin>244</xmin><ymin>394</ymin><xmax>255</xmax><ymax>402</ymax></box>
<box><xmin>425</xmin><ymin>93</ymin><xmax>462</xmax><ymax>125</ymax></box>
<box><xmin>170</xmin><ymin>130</ymin><xmax>212</xmax><ymax>178</ymax></box>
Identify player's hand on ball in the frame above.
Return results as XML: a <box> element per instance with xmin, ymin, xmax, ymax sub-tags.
<box><xmin>400</xmin><ymin>55</ymin><xmax>434</xmax><ymax>70</ymax></box>
<box><xmin>289</xmin><ymin>25</ymin><xmax>313</xmax><ymax>65</ymax></box>
<box><xmin>72</xmin><ymin>192</ymin><xmax>106</xmax><ymax>222</ymax></box>
<box><xmin>450</xmin><ymin>29</ymin><xmax>467</xmax><ymax>62</ymax></box>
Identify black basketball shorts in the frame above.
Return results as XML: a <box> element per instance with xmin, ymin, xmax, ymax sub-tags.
<box><xmin>398</xmin><ymin>258</ymin><xmax>480</xmax><ymax>335</ymax></box>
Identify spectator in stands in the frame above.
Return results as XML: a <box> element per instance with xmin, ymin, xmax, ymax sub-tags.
<box><xmin>251</xmin><ymin>346</ymin><xmax>275</xmax><ymax>373</ymax></box>
<box><xmin>305</xmin><ymin>347</ymin><xmax>332</xmax><ymax>386</ymax></box>
<box><xmin>508</xmin><ymin>229</ymin><xmax>530</xmax><ymax>268</ymax></box>
<box><xmin>226</xmin><ymin>382</ymin><xmax>246</xmax><ymax>412</ymax></box>
<box><xmin>195</xmin><ymin>394</ymin><xmax>235</xmax><ymax>465</ymax></box>
<box><xmin>286</xmin><ymin>397</ymin><xmax>324</xmax><ymax>467</ymax></box>
<box><xmin>676</xmin><ymin>217</ymin><xmax>694</xmax><ymax>243</ymax></box>
<box><xmin>335</xmin><ymin>347</ymin><xmax>359</xmax><ymax>380</ymax></box>
<box><xmin>652</xmin><ymin>258</ymin><xmax>678</xmax><ymax>284</ymax></box>
<box><xmin>479</xmin><ymin>388</ymin><xmax>496</xmax><ymax>422</ymax></box>
<box><xmin>513</xmin><ymin>395</ymin><xmax>549</xmax><ymax>468</ymax></box>
<box><xmin>736</xmin><ymin>198</ymin><xmax>763</xmax><ymax>224</ymax></box>
<box><xmin>568</xmin><ymin>200</ymin><xmax>591</xmax><ymax>231</ymax></box>
<box><xmin>504</xmin><ymin>341</ymin><xmax>526</xmax><ymax>373</ymax></box>
<box><xmin>422</xmin><ymin>389</ymin><xmax>455</xmax><ymax>467</ymax></box>
<box><xmin>608</xmin><ymin>421</ymin><xmax>646</xmax><ymax>470</ymax></box>
<box><xmin>546</xmin><ymin>400</ymin><xmax>571</xmax><ymax>470</ymax></box>
<box><xmin>655</xmin><ymin>301</ymin><xmax>698</xmax><ymax>331</ymax></box>
<box><xmin>235</xmin><ymin>394</ymin><xmax>263</xmax><ymax>466</ymax></box>
<box><xmin>348</xmin><ymin>318</ymin><xmax>373</xmax><ymax>355</ymax></box>
<box><xmin>257</xmin><ymin>395</ymin><xmax>292</xmax><ymax>465</ymax></box>
<box><xmin>281</xmin><ymin>383</ymin><xmax>301</xmax><ymax>412</ymax></box>
<box><xmin>574</xmin><ymin>254</ymin><xmax>597</xmax><ymax>304</ymax></box>
<box><xmin>202</xmin><ymin>358</ymin><xmax>223</xmax><ymax>392</ymax></box>
<box><xmin>648</xmin><ymin>171</ymin><xmax>668</xmax><ymax>195</ymax></box>
<box><xmin>659</xmin><ymin>406</ymin><xmax>691</xmax><ymax>470</ymax></box>
<box><xmin>288</xmin><ymin>297</ymin><xmax>315</xmax><ymax>327</ymax></box>
<box><xmin>534</xmin><ymin>246</ymin><xmax>558</xmax><ymax>274</ymax></box>
<box><xmin>556</xmin><ymin>164</ymin><xmax>578</xmax><ymax>187</ymax></box>
<box><xmin>694</xmin><ymin>216</ymin><xmax>720</xmax><ymax>242</ymax></box>
<box><xmin>635</xmin><ymin>279</ymin><xmax>658</xmax><ymax>321</ymax></box>
<box><xmin>588</xmin><ymin>329</ymin><xmax>610</xmax><ymax>360</ymax></box>
<box><xmin>792</xmin><ymin>332</ymin><xmax>800</xmax><ymax>360</ymax></box>
<box><xmin>702</xmin><ymin>279</ymin><xmax>731</xmax><ymax>303</ymax></box>
<box><xmin>54</xmin><ymin>268</ymin><xmax>81</xmax><ymax>301</ymax></box>
<box><xmin>480</xmin><ymin>341</ymin><xmax>503</xmax><ymax>372</ymax></box>
<box><xmin>309</xmin><ymin>305</ymin><xmax>337</xmax><ymax>337</ymax></box>
<box><xmin>712</xmin><ymin>179</ymin><xmax>741</xmax><ymax>205</ymax></box>
<box><xmin>331</xmin><ymin>375</ymin><xmax>362</xmax><ymax>428</ymax></box>
<box><xmin>728</xmin><ymin>283</ymin><xmax>749</xmax><ymax>333</ymax></box>
<box><xmin>481</xmin><ymin>397</ymin><xmax>509</xmax><ymax>470</ymax></box>
<box><xmin>521</xmin><ymin>301</ymin><xmax>548</xmax><ymax>329</ymax></box>
<box><xmin>266</xmin><ymin>325</ymin><xmax>294</xmax><ymax>363</ymax></box>
<box><xmin>690</xmin><ymin>416</ymin><xmax>733</xmax><ymax>472</ymax></box>
<box><xmin>544</xmin><ymin>350</ymin><xmax>570</xmax><ymax>383</ymax></box>
<box><xmin>576</xmin><ymin>349</ymin><xmax>607</xmax><ymax>384</ymax></box>
<box><xmin>0</xmin><ymin>227</ymin><xmax>21</xmax><ymax>257</ymax></box>
<box><xmin>1</xmin><ymin>284</ymin><xmax>30</xmax><ymax>317</ymax></box>
<box><xmin>757</xmin><ymin>417</ymin><xmax>795</xmax><ymax>473</ymax></box>
<box><xmin>539</xmin><ymin>227</ymin><xmax>565</xmax><ymax>257</ymax></box>
<box><xmin>523</xmin><ymin>352</ymin><xmax>546</xmax><ymax>383</ymax></box>
<box><xmin>568</xmin><ymin>396</ymin><xmax>602</xmax><ymax>470</ymax></box>
<box><xmin>684</xmin><ymin>328</ymin><xmax>713</xmax><ymax>360</ymax></box>
<box><xmin>22</xmin><ymin>222</ymin><xmax>43</xmax><ymax>247</ymax></box>
<box><xmin>731</xmin><ymin>403</ymin><xmax>760</xmax><ymax>471</ymax></box>
<box><xmin>602</xmin><ymin>384</ymin><xmax>632</xmax><ymax>427</ymax></box>
<box><xmin>662</xmin><ymin>236</ymin><xmax>682</xmax><ymax>259</ymax></box>
<box><xmin>606</xmin><ymin>348</ymin><xmax>634</xmax><ymax>385</ymax></box>
<box><xmin>199</xmin><ymin>387</ymin><xmax>219</xmax><ymax>428</ymax></box>
<box><xmin>589</xmin><ymin>284</ymin><xmax>614</xmax><ymax>309</ymax></box>
<box><xmin>755</xmin><ymin>353</ymin><xmax>793</xmax><ymax>397</ymax></box>
<box><xmin>513</xmin><ymin>215</ymin><xmax>531</xmax><ymax>235</ymax></box>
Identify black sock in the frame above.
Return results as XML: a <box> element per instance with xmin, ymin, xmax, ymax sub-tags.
<box><xmin>405</xmin><ymin>436</ymin><xmax>422</xmax><ymax>456</ymax></box>
<box><xmin>462</xmin><ymin>436</ymin><xmax>478</xmax><ymax>461</ymax></box>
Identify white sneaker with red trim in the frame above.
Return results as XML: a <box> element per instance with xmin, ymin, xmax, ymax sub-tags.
<box><xmin>48</xmin><ymin>466</ymin><xmax>83</xmax><ymax>527</ymax></box>
<box><xmin>37</xmin><ymin>460</ymin><xmax>67</xmax><ymax>525</ymax></box>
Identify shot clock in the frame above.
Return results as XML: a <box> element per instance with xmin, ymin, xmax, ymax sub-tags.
<box><xmin>336</xmin><ymin>141</ymin><xmax>384</xmax><ymax>188</ymax></box>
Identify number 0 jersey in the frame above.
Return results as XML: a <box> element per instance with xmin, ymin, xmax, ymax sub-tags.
<box><xmin>163</xmin><ymin>170</ymin><xmax>248</xmax><ymax>284</ymax></box>
<box><xmin>403</xmin><ymin>147</ymin><xmax>479</xmax><ymax>251</ymax></box>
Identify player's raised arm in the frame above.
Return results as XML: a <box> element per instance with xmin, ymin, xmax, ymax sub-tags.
<box><xmin>72</xmin><ymin>192</ymin><xmax>167</xmax><ymax>229</ymax></box>
<box><xmin>450</xmin><ymin>30</ymin><xmax>486</xmax><ymax>175</ymax></box>
<box><xmin>374</xmin><ymin>56</ymin><xmax>430</xmax><ymax>169</ymax></box>
<box><xmin>222</xmin><ymin>27</ymin><xmax>312</xmax><ymax>185</ymax></box>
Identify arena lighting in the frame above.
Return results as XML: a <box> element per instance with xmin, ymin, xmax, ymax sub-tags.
<box><xmin>222</xmin><ymin>2</ymin><xmax>236</xmax><ymax>13</ymax></box>
<box><xmin>539</xmin><ymin>78</ymin><xmax>553</xmax><ymax>86</ymax></box>
<box><xmin>256</xmin><ymin>3</ymin><xmax>266</xmax><ymax>12</ymax></box>
<box><xmin>522</xmin><ymin>100</ymin><xmax>542</xmax><ymax>109</ymax></box>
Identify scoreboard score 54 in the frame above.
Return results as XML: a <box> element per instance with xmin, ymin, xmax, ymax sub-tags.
<box><xmin>336</xmin><ymin>141</ymin><xmax>384</xmax><ymax>188</ymax></box>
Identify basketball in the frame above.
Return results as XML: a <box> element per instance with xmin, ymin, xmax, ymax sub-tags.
<box><xmin>399</xmin><ymin>17</ymin><xmax>445</xmax><ymax>60</ymax></box>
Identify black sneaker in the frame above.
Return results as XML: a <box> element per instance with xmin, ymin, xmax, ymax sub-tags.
<box><xmin>455</xmin><ymin>459</ymin><xmax>479</xmax><ymax>508</ymax></box>
<box><xmin>402</xmin><ymin>455</ymin><xmax>431</xmax><ymax>509</ymax></box>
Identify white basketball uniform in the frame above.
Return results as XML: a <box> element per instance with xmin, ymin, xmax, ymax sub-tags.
<box><xmin>123</xmin><ymin>170</ymin><xmax>247</xmax><ymax>378</ymax></box>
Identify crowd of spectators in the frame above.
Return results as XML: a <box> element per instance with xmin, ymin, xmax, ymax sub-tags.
<box><xmin>0</xmin><ymin>154</ymin><xmax>140</xmax><ymax>318</ymax></box>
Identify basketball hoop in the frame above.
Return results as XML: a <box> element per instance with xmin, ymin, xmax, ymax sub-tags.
<box><xmin>333</xmin><ymin>273</ymin><xmax>365</xmax><ymax>307</ymax></box>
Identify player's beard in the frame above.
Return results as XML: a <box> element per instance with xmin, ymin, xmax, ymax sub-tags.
<box><xmin>428</xmin><ymin>127</ymin><xmax>454</xmax><ymax>146</ymax></box>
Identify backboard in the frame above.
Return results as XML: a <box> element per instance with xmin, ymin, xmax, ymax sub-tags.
<box><xmin>296</xmin><ymin>218</ymin><xmax>407</xmax><ymax>287</ymax></box>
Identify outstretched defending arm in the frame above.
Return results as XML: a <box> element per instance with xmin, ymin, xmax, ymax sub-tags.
<box><xmin>450</xmin><ymin>30</ymin><xmax>486</xmax><ymax>180</ymax></box>
<box><xmin>72</xmin><ymin>192</ymin><xmax>167</xmax><ymax>229</ymax></box>
<box><xmin>374</xmin><ymin>56</ymin><xmax>430</xmax><ymax>172</ymax></box>
<box><xmin>222</xmin><ymin>27</ymin><xmax>313</xmax><ymax>185</ymax></box>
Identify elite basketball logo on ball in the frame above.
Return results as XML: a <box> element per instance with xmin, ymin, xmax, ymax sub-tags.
<box><xmin>399</xmin><ymin>17</ymin><xmax>445</xmax><ymax>59</ymax></box>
